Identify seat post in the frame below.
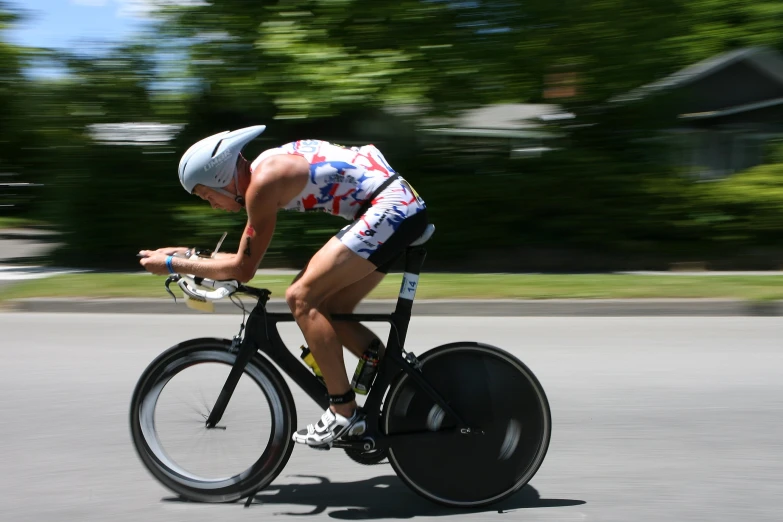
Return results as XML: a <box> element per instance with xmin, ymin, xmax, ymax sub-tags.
<box><xmin>390</xmin><ymin>245</ymin><xmax>427</xmax><ymax>349</ymax></box>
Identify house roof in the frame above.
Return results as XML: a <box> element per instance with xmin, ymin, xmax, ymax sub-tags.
<box><xmin>87</xmin><ymin>122</ymin><xmax>184</xmax><ymax>146</ymax></box>
<box><xmin>450</xmin><ymin>104</ymin><xmax>568</xmax><ymax>130</ymax></box>
<box><xmin>679</xmin><ymin>96</ymin><xmax>783</xmax><ymax>120</ymax></box>
<box><xmin>610</xmin><ymin>46</ymin><xmax>783</xmax><ymax>104</ymax></box>
<box><xmin>419</xmin><ymin>103</ymin><xmax>573</xmax><ymax>138</ymax></box>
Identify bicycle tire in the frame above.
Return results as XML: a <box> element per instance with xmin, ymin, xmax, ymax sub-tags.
<box><xmin>383</xmin><ymin>342</ymin><xmax>551</xmax><ymax>508</ymax></box>
<box><xmin>129</xmin><ymin>338</ymin><xmax>297</xmax><ymax>503</ymax></box>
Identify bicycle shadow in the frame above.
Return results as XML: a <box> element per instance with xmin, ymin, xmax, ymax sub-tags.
<box><xmin>242</xmin><ymin>474</ymin><xmax>585</xmax><ymax>519</ymax></box>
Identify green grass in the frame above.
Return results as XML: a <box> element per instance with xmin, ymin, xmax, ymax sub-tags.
<box><xmin>0</xmin><ymin>217</ymin><xmax>41</xmax><ymax>230</ymax></box>
<box><xmin>3</xmin><ymin>272</ymin><xmax>783</xmax><ymax>301</ymax></box>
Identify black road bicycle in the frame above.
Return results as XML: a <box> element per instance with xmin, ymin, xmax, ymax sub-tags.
<box><xmin>129</xmin><ymin>224</ymin><xmax>551</xmax><ymax>508</ymax></box>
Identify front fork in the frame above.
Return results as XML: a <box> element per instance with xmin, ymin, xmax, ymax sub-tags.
<box><xmin>204</xmin><ymin>333</ymin><xmax>251</xmax><ymax>429</ymax></box>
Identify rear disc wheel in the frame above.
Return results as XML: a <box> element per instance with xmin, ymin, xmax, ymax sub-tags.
<box><xmin>383</xmin><ymin>342</ymin><xmax>551</xmax><ymax>507</ymax></box>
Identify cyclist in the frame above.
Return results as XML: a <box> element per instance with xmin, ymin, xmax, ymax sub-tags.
<box><xmin>139</xmin><ymin>125</ymin><xmax>428</xmax><ymax>448</ymax></box>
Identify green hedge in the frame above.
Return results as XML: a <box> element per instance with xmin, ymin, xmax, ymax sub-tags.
<box><xmin>696</xmin><ymin>163</ymin><xmax>783</xmax><ymax>246</ymax></box>
<box><xmin>33</xmin><ymin>123</ymin><xmax>783</xmax><ymax>271</ymax></box>
<box><xmin>45</xmin><ymin>143</ymin><xmax>182</xmax><ymax>269</ymax></box>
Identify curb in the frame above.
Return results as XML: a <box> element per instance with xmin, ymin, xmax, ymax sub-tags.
<box><xmin>4</xmin><ymin>298</ymin><xmax>783</xmax><ymax>316</ymax></box>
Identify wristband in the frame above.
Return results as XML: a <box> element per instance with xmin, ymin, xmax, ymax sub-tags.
<box><xmin>165</xmin><ymin>255</ymin><xmax>175</xmax><ymax>274</ymax></box>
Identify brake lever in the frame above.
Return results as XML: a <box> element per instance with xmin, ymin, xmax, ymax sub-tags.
<box><xmin>164</xmin><ymin>275</ymin><xmax>180</xmax><ymax>303</ymax></box>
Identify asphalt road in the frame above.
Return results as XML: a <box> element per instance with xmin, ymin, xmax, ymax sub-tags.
<box><xmin>1</xmin><ymin>314</ymin><xmax>781</xmax><ymax>522</ymax></box>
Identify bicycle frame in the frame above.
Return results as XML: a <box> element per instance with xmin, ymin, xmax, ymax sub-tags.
<box><xmin>204</xmin><ymin>245</ymin><xmax>476</xmax><ymax>449</ymax></box>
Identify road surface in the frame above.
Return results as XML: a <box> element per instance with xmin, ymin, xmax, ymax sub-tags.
<box><xmin>1</xmin><ymin>314</ymin><xmax>781</xmax><ymax>522</ymax></box>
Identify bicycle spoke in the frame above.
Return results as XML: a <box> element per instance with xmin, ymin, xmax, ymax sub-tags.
<box><xmin>170</xmin><ymin>393</ymin><xmax>210</xmax><ymax>421</ymax></box>
<box><xmin>198</xmin><ymin>389</ymin><xmax>213</xmax><ymax>416</ymax></box>
<box><xmin>131</xmin><ymin>341</ymin><xmax>295</xmax><ymax>503</ymax></box>
<box><xmin>150</xmin><ymin>362</ymin><xmax>275</xmax><ymax>480</ymax></box>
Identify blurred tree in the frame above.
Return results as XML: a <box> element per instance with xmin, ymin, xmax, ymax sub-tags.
<box><xmin>56</xmin><ymin>43</ymin><xmax>157</xmax><ymax>124</ymax></box>
<box><xmin>5</xmin><ymin>0</ymin><xmax>783</xmax><ymax>269</ymax></box>
<box><xmin>138</xmin><ymin>0</ymin><xmax>783</xmax><ymax>269</ymax></box>
<box><xmin>150</xmin><ymin>0</ymin><xmax>547</xmax><ymax>116</ymax></box>
<box><xmin>18</xmin><ymin>42</ymin><xmax>185</xmax><ymax>267</ymax></box>
<box><xmin>0</xmin><ymin>4</ymin><xmax>34</xmax><ymax>212</ymax></box>
<box><xmin>667</xmin><ymin>0</ymin><xmax>783</xmax><ymax>63</ymax></box>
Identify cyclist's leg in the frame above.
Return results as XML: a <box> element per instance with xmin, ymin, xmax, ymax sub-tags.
<box><xmin>324</xmin><ymin>271</ymin><xmax>386</xmax><ymax>359</ymax></box>
<box><xmin>290</xmin><ymin>263</ymin><xmax>384</xmax><ymax>358</ymax></box>
<box><xmin>289</xmin><ymin>180</ymin><xmax>427</xmax><ymax>446</ymax></box>
<box><xmin>287</xmin><ymin>211</ymin><xmax>421</xmax><ymax>408</ymax></box>
<box><xmin>319</xmin><ymin>211</ymin><xmax>416</xmax><ymax>362</ymax></box>
<box><xmin>285</xmin><ymin>238</ymin><xmax>377</xmax><ymax>416</ymax></box>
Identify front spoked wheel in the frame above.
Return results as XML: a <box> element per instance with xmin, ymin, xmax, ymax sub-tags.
<box><xmin>383</xmin><ymin>342</ymin><xmax>551</xmax><ymax>507</ymax></box>
<box><xmin>129</xmin><ymin>338</ymin><xmax>297</xmax><ymax>503</ymax></box>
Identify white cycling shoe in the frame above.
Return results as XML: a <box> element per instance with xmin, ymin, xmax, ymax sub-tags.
<box><xmin>292</xmin><ymin>408</ymin><xmax>366</xmax><ymax>448</ymax></box>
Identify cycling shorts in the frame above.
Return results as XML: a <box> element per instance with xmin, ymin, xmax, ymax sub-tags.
<box><xmin>335</xmin><ymin>177</ymin><xmax>428</xmax><ymax>274</ymax></box>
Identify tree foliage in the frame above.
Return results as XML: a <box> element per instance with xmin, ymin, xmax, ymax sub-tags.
<box><xmin>3</xmin><ymin>0</ymin><xmax>783</xmax><ymax>269</ymax></box>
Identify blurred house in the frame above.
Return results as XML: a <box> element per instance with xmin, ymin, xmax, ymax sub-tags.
<box><xmin>87</xmin><ymin>122</ymin><xmax>184</xmax><ymax>147</ymax></box>
<box><xmin>416</xmin><ymin>47</ymin><xmax>783</xmax><ymax>176</ymax></box>
<box><xmin>417</xmin><ymin>104</ymin><xmax>572</xmax><ymax>159</ymax></box>
<box><xmin>610</xmin><ymin>46</ymin><xmax>783</xmax><ymax>179</ymax></box>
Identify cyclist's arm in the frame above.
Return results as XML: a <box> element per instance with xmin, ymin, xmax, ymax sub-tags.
<box><xmin>186</xmin><ymin>251</ymin><xmax>234</xmax><ymax>260</ymax></box>
<box><xmin>153</xmin><ymin>246</ymin><xmax>190</xmax><ymax>255</ymax></box>
<box><xmin>161</xmin><ymin>176</ymin><xmax>280</xmax><ymax>282</ymax></box>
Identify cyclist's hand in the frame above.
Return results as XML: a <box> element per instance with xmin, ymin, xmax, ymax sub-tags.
<box><xmin>152</xmin><ymin>246</ymin><xmax>190</xmax><ymax>255</ymax></box>
<box><xmin>139</xmin><ymin>252</ymin><xmax>170</xmax><ymax>276</ymax></box>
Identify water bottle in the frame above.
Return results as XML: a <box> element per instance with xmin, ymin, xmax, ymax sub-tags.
<box><xmin>351</xmin><ymin>339</ymin><xmax>381</xmax><ymax>395</ymax></box>
<box><xmin>300</xmin><ymin>346</ymin><xmax>325</xmax><ymax>385</ymax></box>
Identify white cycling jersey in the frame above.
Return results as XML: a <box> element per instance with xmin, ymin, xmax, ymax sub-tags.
<box><xmin>251</xmin><ymin>140</ymin><xmax>401</xmax><ymax>220</ymax></box>
<box><xmin>251</xmin><ymin>139</ymin><xmax>427</xmax><ymax>266</ymax></box>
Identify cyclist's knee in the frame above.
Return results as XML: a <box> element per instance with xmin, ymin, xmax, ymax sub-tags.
<box><xmin>286</xmin><ymin>284</ymin><xmax>308</xmax><ymax>318</ymax></box>
<box><xmin>285</xmin><ymin>284</ymin><xmax>327</xmax><ymax>320</ymax></box>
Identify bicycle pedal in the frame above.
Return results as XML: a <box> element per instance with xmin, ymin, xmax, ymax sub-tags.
<box><xmin>308</xmin><ymin>443</ymin><xmax>332</xmax><ymax>451</ymax></box>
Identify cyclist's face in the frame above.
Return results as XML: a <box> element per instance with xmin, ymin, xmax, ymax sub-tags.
<box><xmin>193</xmin><ymin>186</ymin><xmax>240</xmax><ymax>212</ymax></box>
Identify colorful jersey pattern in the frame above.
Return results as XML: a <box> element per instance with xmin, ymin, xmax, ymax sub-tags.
<box><xmin>251</xmin><ymin>139</ymin><xmax>427</xmax><ymax>261</ymax></box>
<box><xmin>252</xmin><ymin>140</ymin><xmax>402</xmax><ymax>220</ymax></box>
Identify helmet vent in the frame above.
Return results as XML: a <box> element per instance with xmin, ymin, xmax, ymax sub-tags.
<box><xmin>211</xmin><ymin>139</ymin><xmax>223</xmax><ymax>157</ymax></box>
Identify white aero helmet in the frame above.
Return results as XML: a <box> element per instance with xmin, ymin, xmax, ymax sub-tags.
<box><xmin>178</xmin><ymin>125</ymin><xmax>267</xmax><ymax>197</ymax></box>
